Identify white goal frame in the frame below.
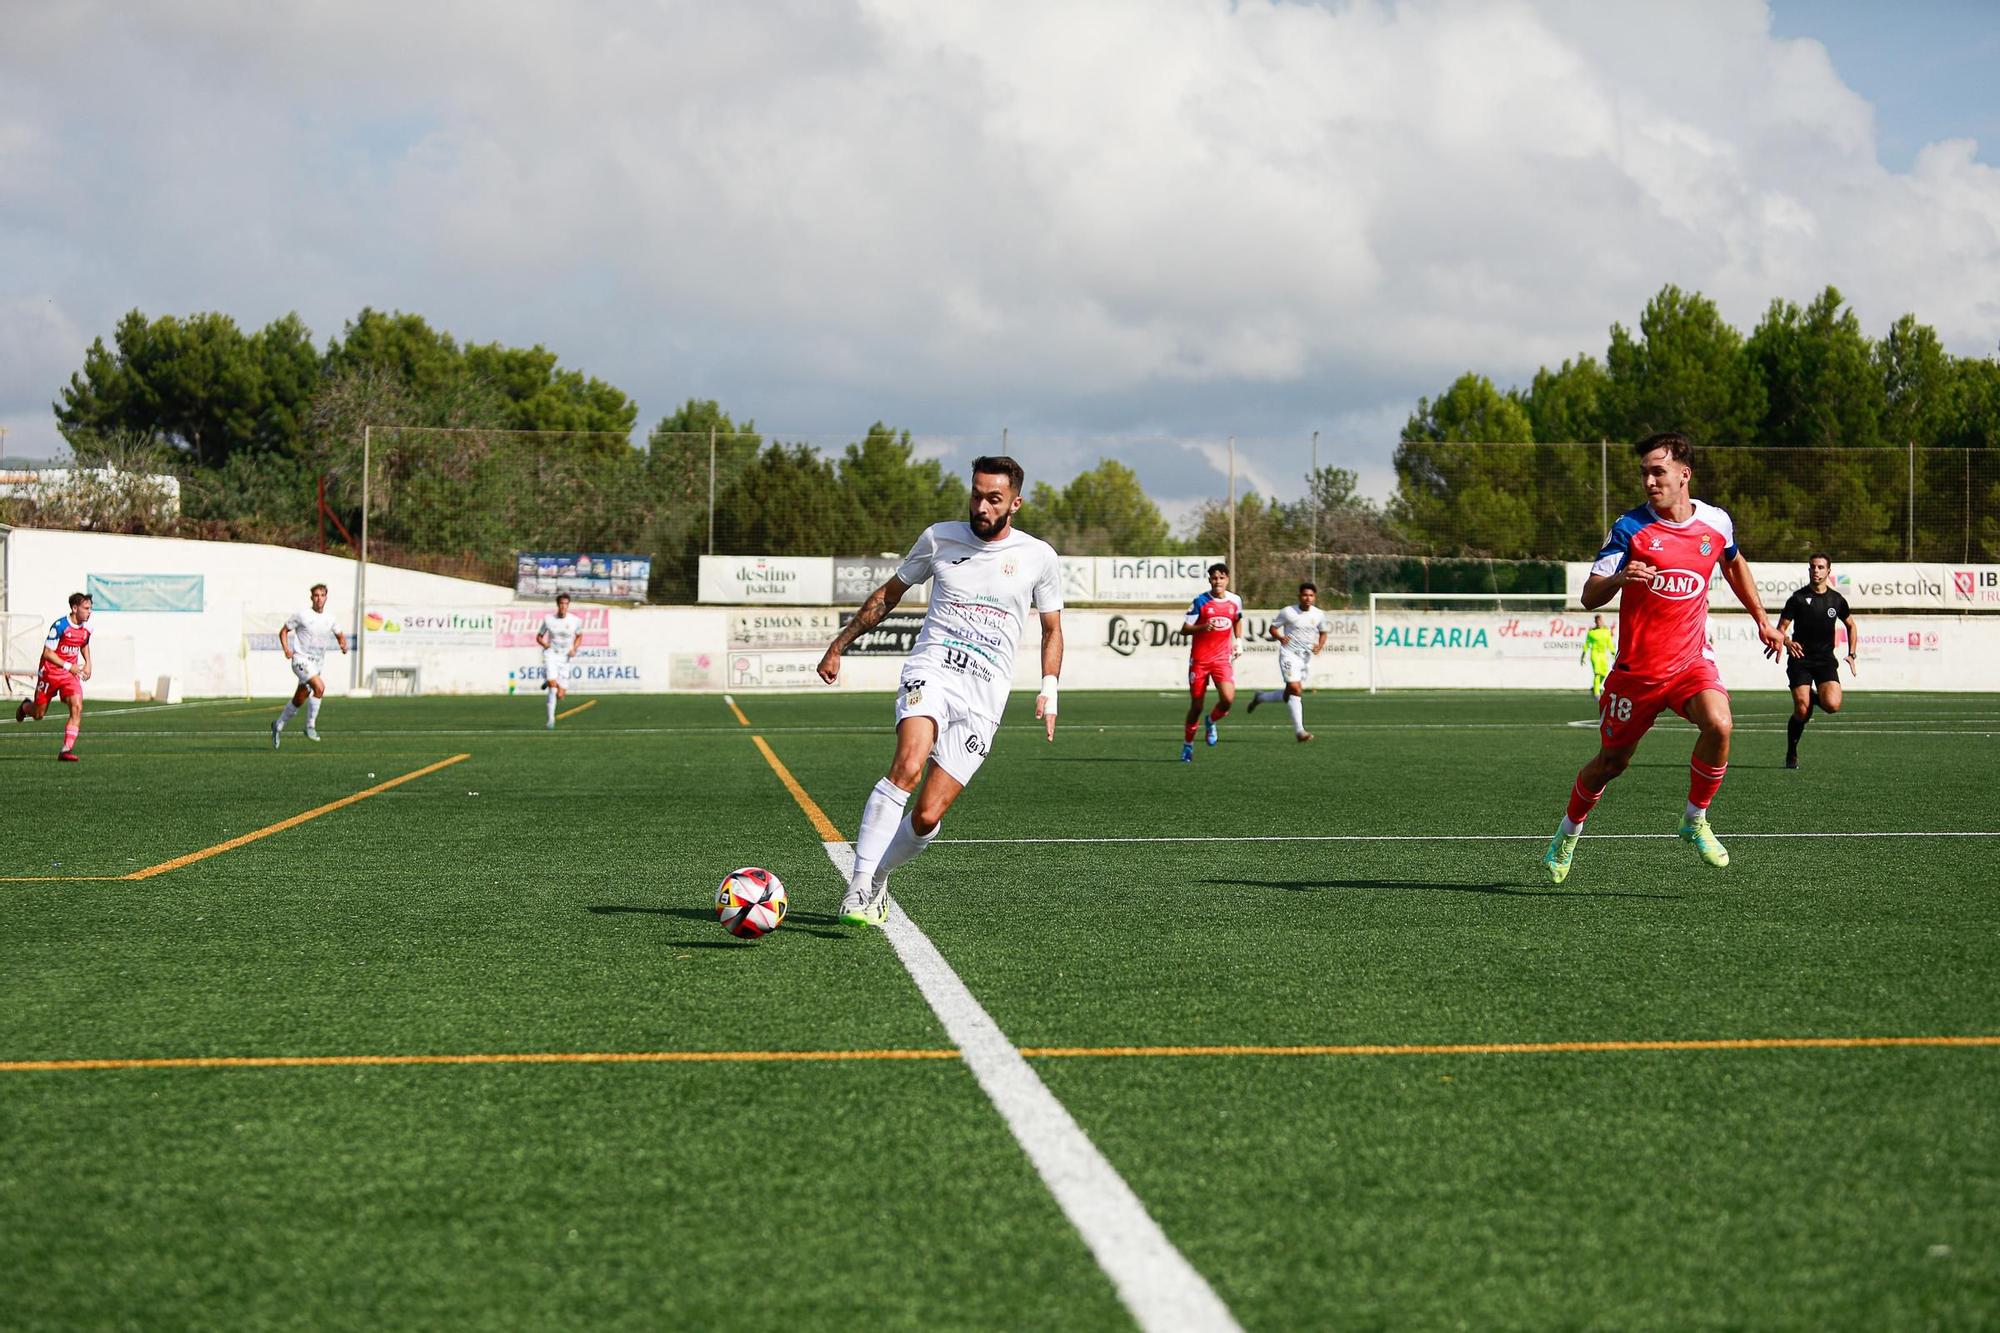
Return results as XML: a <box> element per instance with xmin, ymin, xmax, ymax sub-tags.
<box><xmin>1367</xmin><ymin>591</ymin><xmax>1572</xmax><ymax>693</ymax></box>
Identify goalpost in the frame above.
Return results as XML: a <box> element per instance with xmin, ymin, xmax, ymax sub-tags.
<box><xmin>1366</xmin><ymin>591</ymin><xmax>1581</xmax><ymax>694</ymax></box>
<box><xmin>2</xmin><ymin>613</ymin><xmax>45</xmax><ymax>697</ymax></box>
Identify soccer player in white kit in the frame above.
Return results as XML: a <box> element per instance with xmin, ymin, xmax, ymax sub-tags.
<box><xmin>816</xmin><ymin>456</ymin><xmax>1065</xmax><ymax>927</ymax></box>
<box><xmin>536</xmin><ymin>593</ymin><xmax>585</xmax><ymax>729</ymax></box>
<box><xmin>272</xmin><ymin>582</ymin><xmax>348</xmax><ymax>746</ymax></box>
<box><xmin>1247</xmin><ymin>582</ymin><xmax>1328</xmax><ymax>741</ymax></box>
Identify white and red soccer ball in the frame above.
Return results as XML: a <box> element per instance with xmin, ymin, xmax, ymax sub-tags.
<box><xmin>715</xmin><ymin>867</ymin><xmax>787</xmax><ymax>939</ymax></box>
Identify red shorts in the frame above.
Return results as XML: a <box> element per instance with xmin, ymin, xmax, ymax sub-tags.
<box><xmin>1188</xmin><ymin>659</ymin><xmax>1235</xmax><ymax>696</ymax></box>
<box><xmin>35</xmin><ymin>668</ymin><xmax>81</xmax><ymax>707</ymax></box>
<box><xmin>1597</xmin><ymin>659</ymin><xmax>1726</xmax><ymax>749</ymax></box>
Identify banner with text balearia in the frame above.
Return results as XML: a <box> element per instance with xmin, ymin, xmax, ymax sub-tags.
<box><xmin>698</xmin><ymin>556</ymin><xmax>835</xmax><ymax>605</ymax></box>
<box><xmin>1566</xmin><ymin>561</ymin><xmax>2000</xmax><ymax>612</ymax></box>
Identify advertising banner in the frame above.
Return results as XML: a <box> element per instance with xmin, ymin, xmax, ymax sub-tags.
<box><xmin>728</xmin><ymin>610</ymin><xmax>843</xmax><ymax>651</ymax></box>
<box><xmin>362</xmin><ymin>606</ymin><xmax>499</xmax><ymax>647</ymax></box>
<box><xmin>1566</xmin><ymin>561</ymin><xmax>2000</xmax><ymax>612</ymax></box>
<box><xmin>838</xmin><ymin>612</ymin><xmax>927</xmax><ymax>657</ymax></box>
<box><xmin>495</xmin><ymin>605</ymin><xmax>612</xmax><ymax>649</ymax></box>
<box><xmin>831</xmin><ymin>557</ymin><xmax>928</xmax><ymax>606</ymax></box>
<box><xmin>698</xmin><ymin>555</ymin><xmax>834</xmax><ymax>605</ymax></box>
<box><xmin>86</xmin><ymin>572</ymin><xmax>204</xmax><ymax>612</ymax></box>
<box><xmin>1089</xmin><ymin>555</ymin><xmax>1225</xmax><ymax>604</ymax></box>
<box><xmin>515</xmin><ymin>552</ymin><xmax>651</xmax><ymax>600</ymax></box>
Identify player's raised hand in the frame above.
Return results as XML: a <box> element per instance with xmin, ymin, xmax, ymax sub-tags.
<box><xmin>816</xmin><ymin>644</ymin><xmax>841</xmax><ymax>685</ymax></box>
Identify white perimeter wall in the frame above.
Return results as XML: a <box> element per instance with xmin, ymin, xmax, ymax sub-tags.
<box><xmin>6</xmin><ymin>528</ymin><xmax>1996</xmax><ymax>698</ymax></box>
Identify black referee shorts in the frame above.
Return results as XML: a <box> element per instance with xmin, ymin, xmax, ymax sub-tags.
<box><xmin>1786</xmin><ymin>653</ymin><xmax>1840</xmax><ymax>689</ymax></box>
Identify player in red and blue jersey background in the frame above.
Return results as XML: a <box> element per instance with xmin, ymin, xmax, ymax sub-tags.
<box><xmin>1178</xmin><ymin>562</ymin><xmax>1244</xmax><ymax>762</ymax></box>
<box><xmin>16</xmin><ymin>591</ymin><xmax>94</xmax><ymax>761</ymax></box>
<box><xmin>1544</xmin><ymin>433</ymin><xmax>1785</xmax><ymax>883</ymax></box>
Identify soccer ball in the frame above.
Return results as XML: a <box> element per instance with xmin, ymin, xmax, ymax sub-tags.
<box><xmin>715</xmin><ymin>867</ymin><xmax>787</xmax><ymax>939</ymax></box>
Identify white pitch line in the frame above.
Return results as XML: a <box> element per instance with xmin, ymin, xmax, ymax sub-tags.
<box><xmin>818</xmin><ymin>839</ymin><xmax>1240</xmax><ymax>1333</ymax></box>
<box><xmin>937</xmin><ymin>831</ymin><xmax>2000</xmax><ymax>845</ymax></box>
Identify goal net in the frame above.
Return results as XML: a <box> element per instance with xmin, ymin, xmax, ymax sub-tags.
<box><xmin>1366</xmin><ymin>592</ymin><xmax>1592</xmax><ymax>693</ymax></box>
<box><xmin>2</xmin><ymin>613</ymin><xmax>45</xmax><ymax>696</ymax></box>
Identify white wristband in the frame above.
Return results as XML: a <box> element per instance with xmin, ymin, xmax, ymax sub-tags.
<box><xmin>1040</xmin><ymin>674</ymin><xmax>1060</xmax><ymax>712</ymax></box>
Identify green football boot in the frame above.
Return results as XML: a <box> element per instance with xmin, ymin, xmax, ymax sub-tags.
<box><xmin>1678</xmin><ymin>813</ymin><xmax>1729</xmax><ymax>868</ymax></box>
<box><xmin>1543</xmin><ymin>829</ymin><xmax>1579</xmax><ymax>885</ymax></box>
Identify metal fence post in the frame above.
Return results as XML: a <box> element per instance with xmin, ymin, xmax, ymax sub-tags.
<box><xmin>355</xmin><ymin>424</ymin><xmax>369</xmax><ymax>691</ymax></box>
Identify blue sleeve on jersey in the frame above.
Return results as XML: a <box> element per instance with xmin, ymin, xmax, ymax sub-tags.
<box><xmin>1595</xmin><ymin>514</ymin><xmax>1643</xmax><ymax>566</ymax></box>
<box><xmin>1186</xmin><ymin>593</ymin><xmax>1209</xmax><ymax>621</ymax></box>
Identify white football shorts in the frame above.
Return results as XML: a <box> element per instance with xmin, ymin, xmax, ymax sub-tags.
<box><xmin>894</xmin><ymin>671</ymin><xmax>999</xmax><ymax>786</ymax></box>
<box><xmin>1279</xmin><ymin>651</ymin><xmax>1313</xmax><ymax>685</ymax></box>
<box><xmin>542</xmin><ymin>650</ymin><xmax>576</xmax><ymax>686</ymax></box>
<box><xmin>289</xmin><ymin>654</ymin><xmax>324</xmax><ymax>685</ymax></box>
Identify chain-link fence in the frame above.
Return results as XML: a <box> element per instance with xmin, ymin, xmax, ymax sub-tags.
<box><xmin>10</xmin><ymin>430</ymin><xmax>1996</xmax><ymax>608</ymax></box>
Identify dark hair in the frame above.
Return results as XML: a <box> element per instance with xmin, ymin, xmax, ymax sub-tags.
<box><xmin>69</xmin><ymin>591</ymin><xmax>90</xmax><ymax>608</ymax></box>
<box><xmin>556</xmin><ymin>592</ymin><xmax>571</xmax><ymax>601</ymax></box>
<box><xmin>970</xmin><ymin>455</ymin><xmax>1025</xmax><ymax>494</ymax></box>
<box><xmin>1635</xmin><ymin>431</ymin><xmax>1693</xmax><ymax>466</ymax></box>
<box><xmin>310</xmin><ymin>582</ymin><xmax>329</xmax><ymax>595</ymax></box>
<box><xmin>1809</xmin><ymin>552</ymin><xmax>1832</xmax><ymax>566</ymax></box>
<box><xmin>1208</xmin><ymin>563</ymin><xmax>1229</xmax><ymax>577</ymax></box>
<box><xmin>1298</xmin><ymin>581</ymin><xmax>1317</xmax><ymax>594</ymax></box>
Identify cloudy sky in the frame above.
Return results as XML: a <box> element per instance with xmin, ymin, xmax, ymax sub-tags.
<box><xmin>4</xmin><ymin>0</ymin><xmax>1997</xmax><ymax>519</ymax></box>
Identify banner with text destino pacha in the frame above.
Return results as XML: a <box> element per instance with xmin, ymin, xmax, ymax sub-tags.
<box><xmin>1565</xmin><ymin>561</ymin><xmax>2000</xmax><ymax>612</ymax></box>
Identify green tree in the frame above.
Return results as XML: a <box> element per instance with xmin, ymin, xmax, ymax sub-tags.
<box><xmin>1025</xmin><ymin>458</ymin><xmax>1174</xmax><ymax>554</ymax></box>
<box><xmin>56</xmin><ymin>310</ymin><xmax>279</xmax><ymax>468</ymax></box>
<box><xmin>714</xmin><ymin>442</ymin><xmax>842</xmax><ymax>555</ymax></box>
<box><xmin>1402</xmin><ymin>372</ymin><xmax>1534</xmax><ymax>443</ymax></box>
<box><xmin>1524</xmin><ymin>356</ymin><xmax>1611</xmax><ymax>443</ymax></box>
<box><xmin>1604</xmin><ymin>284</ymin><xmax>1765</xmax><ymax>444</ymax></box>
<box><xmin>834</xmin><ymin>424</ymin><xmax>966</xmax><ymax>555</ymax></box>
<box><xmin>462</xmin><ymin>342</ymin><xmax>637</xmax><ymax>437</ymax></box>
<box><xmin>1745</xmin><ymin>286</ymin><xmax>1882</xmax><ymax>447</ymax></box>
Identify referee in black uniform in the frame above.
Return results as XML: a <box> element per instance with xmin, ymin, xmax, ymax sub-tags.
<box><xmin>1775</xmin><ymin>552</ymin><xmax>1857</xmax><ymax>769</ymax></box>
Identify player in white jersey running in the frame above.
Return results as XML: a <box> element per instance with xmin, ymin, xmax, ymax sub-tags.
<box><xmin>1246</xmin><ymin>582</ymin><xmax>1328</xmax><ymax>741</ymax></box>
<box><xmin>273</xmin><ymin>582</ymin><xmax>348</xmax><ymax>747</ymax></box>
<box><xmin>816</xmin><ymin>456</ymin><xmax>1065</xmax><ymax>927</ymax></box>
<box><xmin>536</xmin><ymin>593</ymin><xmax>585</xmax><ymax>728</ymax></box>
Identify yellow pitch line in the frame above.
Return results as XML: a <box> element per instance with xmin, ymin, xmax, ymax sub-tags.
<box><xmin>8</xmin><ymin>1034</ymin><xmax>1997</xmax><ymax>1075</ymax></box>
<box><xmin>723</xmin><ymin>694</ymin><xmax>751</xmax><ymax>726</ymax></box>
<box><xmin>1016</xmin><ymin>1035</ymin><xmax>2000</xmax><ymax>1059</ymax></box>
<box><xmin>2</xmin><ymin>1048</ymin><xmax>963</xmax><ymax>1073</ymax></box>
<box><xmin>123</xmin><ymin>753</ymin><xmax>471</xmax><ymax>880</ymax></box>
<box><xmin>751</xmin><ymin>734</ymin><xmax>844</xmax><ymax>842</ymax></box>
<box><xmin>555</xmin><ymin>698</ymin><xmax>598</xmax><ymax>721</ymax></box>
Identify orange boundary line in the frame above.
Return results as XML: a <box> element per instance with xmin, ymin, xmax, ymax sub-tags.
<box><xmin>125</xmin><ymin>753</ymin><xmax>470</xmax><ymax>880</ymax></box>
<box><xmin>7</xmin><ymin>1034</ymin><xmax>1995</xmax><ymax>1075</ymax></box>
<box><xmin>555</xmin><ymin>698</ymin><xmax>598</xmax><ymax>721</ymax></box>
<box><xmin>723</xmin><ymin>694</ymin><xmax>751</xmax><ymax>727</ymax></box>
<box><xmin>751</xmin><ymin>735</ymin><xmax>844</xmax><ymax>842</ymax></box>
<box><xmin>1016</xmin><ymin>1035</ymin><xmax>2000</xmax><ymax>1059</ymax></box>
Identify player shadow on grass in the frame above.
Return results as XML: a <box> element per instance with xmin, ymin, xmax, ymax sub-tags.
<box><xmin>587</xmin><ymin>903</ymin><xmax>850</xmax><ymax>941</ymax></box>
<box><xmin>1202</xmin><ymin>876</ymin><xmax>1682</xmax><ymax>900</ymax></box>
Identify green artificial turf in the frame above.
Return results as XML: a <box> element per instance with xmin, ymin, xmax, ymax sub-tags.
<box><xmin>4</xmin><ymin>688</ymin><xmax>1996</xmax><ymax>1329</ymax></box>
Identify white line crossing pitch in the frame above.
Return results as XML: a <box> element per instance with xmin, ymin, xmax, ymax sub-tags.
<box><xmin>817</xmin><ymin>839</ymin><xmax>1241</xmax><ymax>1333</ymax></box>
<box><xmin>938</xmin><ymin>830</ymin><xmax>2000</xmax><ymax>845</ymax></box>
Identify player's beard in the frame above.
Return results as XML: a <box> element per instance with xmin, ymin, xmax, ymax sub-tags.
<box><xmin>968</xmin><ymin>507</ymin><xmax>1007</xmax><ymax>539</ymax></box>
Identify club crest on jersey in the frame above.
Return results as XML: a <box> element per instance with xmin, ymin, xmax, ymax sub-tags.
<box><xmin>1699</xmin><ymin>537</ymin><xmax>1712</xmax><ymax>555</ymax></box>
<box><xmin>1002</xmin><ymin>557</ymin><xmax>1018</xmax><ymax>576</ymax></box>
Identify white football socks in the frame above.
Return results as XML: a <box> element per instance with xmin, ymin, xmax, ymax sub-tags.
<box><xmin>547</xmin><ymin>688</ymin><xmax>558</xmax><ymax>723</ymax></box>
<box><xmin>880</xmin><ymin>814</ymin><xmax>940</xmax><ymax>877</ymax></box>
<box><xmin>306</xmin><ymin>696</ymin><xmax>322</xmax><ymax>729</ymax></box>
<box><xmin>277</xmin><ymin>701</ymin><xmax>299</xmax><ymax>728</ymax></box>
<box><xmin>1286</xmin><ymin>695</ymin><xmax>1305</xmax><ymax>734</ymax></box>
<box><xmin>849</xmin><ymin>777</ymin><xmax>911</xmax><ymax>885</ymax></box>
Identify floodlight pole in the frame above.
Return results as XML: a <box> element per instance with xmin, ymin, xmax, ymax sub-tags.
<box><xmin>356</xmin><ymin>424</ymin><xmax>369</xmax><ymax>691</ymax></box>
<box><xmin>1227</xmin><ymin>437</ymin><xmax>1236</xmax><ymax>577</ymax></box>
<box><xmin>707</xmin><ymin>426</ymin><xmax>716</xmax><ymax>555</ymax></box>
<box><xmin>1309</xmin><ymin>430</ymin><xmax>1319</xmax><ymax>587</ymax></box>
<box><xmin>1599</xmin><ymin>439</ymin><xmax>1608</xmax><ymax>538</ymax></box>
<box><xmin>1907</xmin><ymin>437</ymin><xmax>1915</xmax><ymax>561</ymax></box>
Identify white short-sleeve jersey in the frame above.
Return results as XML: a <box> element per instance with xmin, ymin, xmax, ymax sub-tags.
<box><xmin>540</xmin><ymin>612</ymin><xmax>583</xmax><ymax>655</ymax></box>
<box><xmin>284</xmin><ymin>607</ymin><xmax>339</xmax><ymax>662</ymax></box>
<box><xmin>894</xmin><ymin>521</ymin><xmax>1063</xmax><ymax>721</ymax></box>
<box><xmin>1273</xmin><ymin>604</ymin><xmax>1327</xmax><ymax>656</ymax></box>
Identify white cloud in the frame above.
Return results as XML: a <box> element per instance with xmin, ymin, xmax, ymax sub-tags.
<box><xmin>0</xmin><ymin>0</ymin><xmax>1994</xmax><ymax>504</ymax></box>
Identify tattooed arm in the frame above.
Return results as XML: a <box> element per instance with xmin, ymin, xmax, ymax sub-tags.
<box><xmin>817</xmin><ymin>577</ymin><xmax>912</xmax><ymax>684</ymax></box>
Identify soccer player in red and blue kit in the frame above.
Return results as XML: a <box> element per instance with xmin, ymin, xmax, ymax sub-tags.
<box><xmin>1543</xmin><ymin>434</ymin><xmax>1785</xmax><ymax>883</ymax></box>
<box><xmin>15</xmin><ymin>591</ymin><xmax>94</xmax><ymax>761</ymax></box>
<box><xmin>1178</xmin><ymin>562</ymin><xmax>1244</xmax><ymax>762</ymax></box>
